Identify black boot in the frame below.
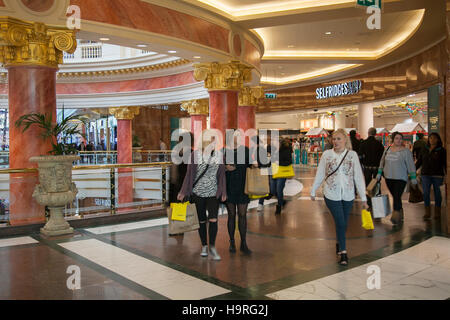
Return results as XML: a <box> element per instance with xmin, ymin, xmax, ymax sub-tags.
<box><xmin>339</xmin><ymin>253</ymin><xmax>348</xmax><ymax>266</ymax></box>
<box><xmin>229</xmin><ymin>239</ymin><xmax>236</xmax><ymax>253</ymax></box>
<box><xmin>240</xmin><ymin>240</ymin><xmax>252</xmax><ymax>255</ymax></box>
<box><xmin>275</xmin><ymin>205</ymin><xmax>281</xmax><ymax>215</ymax></box>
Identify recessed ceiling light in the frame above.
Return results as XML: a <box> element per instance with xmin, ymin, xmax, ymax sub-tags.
<box><xmin>325</xmin><ymin>32</ymin><xmax>332</xmax><ymax>35</ymax></box>
<box><xmin>99</xmin><ymin>38</ymin><xmax>110</xmax><ymax>41</ymax></box>
<box><xmin>168</xmin><ymin>50</ymin><xmax>177</xmax><ymax>54</ymax></box>
<box><xmin>287</xmin><ymin>45</ymin><xmax>295</xmax><ymax>48</ymax></box>
<box><xmin>193</xmin><ymin>56</ymin><xmax>201</xmax><ymax>59</ymax></box>
<box><xmin>137</xmin><ymin>44</ymin><xmax>147</xmax><ymax>48</ymax></box>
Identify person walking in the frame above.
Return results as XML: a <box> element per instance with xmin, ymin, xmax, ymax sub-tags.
<box><xmin>349</xmin><ymin>130</ymin><xmax>360</xmax><ymax>154</ymax></box>
<box><xmin>415</xmin><ymin>132</ymin><xmax>446</xmax><ymax>221</ymax></box>
<box><xmin>253</xmin><ymin>135</ymin><xmax>272</xmax><ymax>212</ymax></box>
<box><xmin>311</xmin><ymin>129</ymin><xmax>368</xmax><ymax>266</ymax></box>
<box><xmin>177</xmin><ymin>134</ymin><xmax>227</xmax><ymax>260</ymax></box>
<box><xmin>377</xmin><ymin>132</ymin><xmax>417</xmax><ymax>225</ymax></box>
<box><xmin>358</xmin><ymin>127</ymin><xmax>385</xmax><ymax>218</ymax></box>
<box><xmin>224</xmin><ymin>133</ymin><xmax>252</xmax><ymax>254</ymax></box>
<box><xmin>412</xmin><ymin>133</ymin><xmax>427</xmax><ymax>161</ymax></box>
<box><xmin>272</xmin><ymin>138</ymin><xmax>293</xmax><ymax>215</ymax></box>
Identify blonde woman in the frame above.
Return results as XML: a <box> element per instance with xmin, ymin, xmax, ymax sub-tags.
<box><xmin>311</xmin><ymin>129</ymin><xmax>368</xmax><ymax>266</ymax></box>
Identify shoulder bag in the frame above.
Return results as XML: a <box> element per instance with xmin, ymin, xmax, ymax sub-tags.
<box><xmin>325</xmin><ymin>150</ymin><xmax>349</xmax><ymax>181</ymax></box>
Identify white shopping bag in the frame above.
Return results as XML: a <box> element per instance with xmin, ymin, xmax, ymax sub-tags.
<box><xmin>372</xmin><ymin>194</ymin><xmax>391</xmax><ymax>218</ymax></box>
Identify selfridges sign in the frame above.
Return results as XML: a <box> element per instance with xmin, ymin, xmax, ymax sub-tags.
<box><xmin>316</xmin><ymin>80</ymin><xmax>362</xmax><ymax>100</ymax></box>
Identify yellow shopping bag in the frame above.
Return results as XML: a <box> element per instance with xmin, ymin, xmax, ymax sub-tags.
<box><xmin>361</xmin><ymin>209</ymin><xmax>374</xmax><ymax>230</ymax></box>
<box><xmin>170</xmin><ymin>202</ymin><xmax>189</xmax><ymax>221</ymax></box>
<box><xmin>249</xmin><ymin>194</ymin><xmax>269</xmax><ymax>200</ymax></box>
<box><xmin>271</xmin><ymin>163</ymin><xmax>295</xmax><ymax>179</ymax></box>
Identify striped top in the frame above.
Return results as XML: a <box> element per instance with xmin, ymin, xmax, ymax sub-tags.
<box><xmin>192</xmin><ymin>152</ymin><xmax>220</xmax><ymax>197</ymax></box>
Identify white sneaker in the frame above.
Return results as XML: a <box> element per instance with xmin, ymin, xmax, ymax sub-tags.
<box><xmin>200</xmin><ymin>245</ymin><xmax>208</xmax><ymax>257</ymax></box>
<box><xmin>209</xmin><ymin>246</ymin><xmax>221</xmax><ymax>261</ymax></box>
<box><xmin>257</xmin><ymin>204</ymin><xmax>263</xmax><ymax>211</ymax></box>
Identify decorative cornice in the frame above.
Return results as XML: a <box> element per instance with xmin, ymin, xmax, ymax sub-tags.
<box><xmin>239</xmin><ymin>86</ymin><xmax>264</xmax><ymax>107</ymax></box>
<box><xmin>181</xmin><ymin>98</ymin><xmax>209</xmax><ymax>115</ymax></box>
<box><xmin>109</xmin><ymin>106</ymin><xmax>140</xmax><ymax>120</ymax></box>
<box><xmin>0</xmin><ymin>16</ymin><xmax>77</xmax><ymax>68</ymax></box>
<box><xmin>57</xmin><ymin>58</ymin><xmax>191</xmax><ymax>79</ymax></box>
<box><xmin>193</xmin><ymin>60</ymin><xmax>252</xmax><ymax>91</ymax></box>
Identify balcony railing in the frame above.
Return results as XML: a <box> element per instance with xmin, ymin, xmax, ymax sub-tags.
<box><xmin>0</xmin><ymin>162</ymin><xmax>172</xmax><ymax>226</ymax></box>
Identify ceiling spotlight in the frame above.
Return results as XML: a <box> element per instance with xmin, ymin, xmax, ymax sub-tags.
<box><xmin>168</xmin><ymin>50</ymin><xmax>177</xmax><ymax>54</ymax></box>
<box><xmin>99</xmin><ymin>37</ymin><xmax>110</xmax><ymax>41</ymax></box>
<box><xmin>193</xmin><ymin>56</ymin><xmax>201</xmax><ymax>59</ymax></box>
<box><xmin>325</xmin><ymin>32</ymin><xmax>332</xmax><ymax>35</ymax></box>
<box><xmin>137</xmin><ymin>44</ymin><xmax>147</xmax><ymax>48</ymax></box>
<box><xmin>287</xmin><ymin>45</ymin><xmax>295</xmax><ymax>48</ymax></box>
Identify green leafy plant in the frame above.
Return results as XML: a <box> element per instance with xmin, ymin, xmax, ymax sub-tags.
<box><xmin>15</xmin><ymin>113</ymin><xmax>86</xmax><ymax>155</ymax></box>
<box><xmin>132</xmin><ymin>135</ymin><xmax>142</xmax><ymax>148</ymax></box>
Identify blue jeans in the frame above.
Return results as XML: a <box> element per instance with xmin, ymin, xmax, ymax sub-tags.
<box><xmin>421</xmin><ymin>176</ymin><xmax>444</xmax><ymax>207</ymax></box>
<box><xmin>258</xmin><ymin>176</ymin><xmax>286</xmax><ymax>206</ymax></box>
<box><xmin>324</xmin><ymin>197</ymin><xmax>354</xmax><ymax>252</ymax></box>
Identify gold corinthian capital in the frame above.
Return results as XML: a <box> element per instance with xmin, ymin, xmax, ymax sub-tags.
<box><xmin>109</xmin><ymin>107</ymin><xmax>140</xmax><ymax>120</ymax></box>
<box><xmin>181</xmin><ymin>99</ymin><xmax>209</xmax><ymax>116</ymax></box>
<box><xmin>0</xmin><ymin>17</ymin><xmax>77</xmax><ymax>68</ymax></box>
<box><xmin>194</xmin><ymin>61</ymin><xmax>252</xmax><ymax>91</ymax></box>
<box><xmin>239</xmin><ymin>86</ymin><xmax>264</xmax><ymax>107</ymax></box>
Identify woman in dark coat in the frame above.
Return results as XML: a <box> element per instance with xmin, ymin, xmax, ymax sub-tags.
<box><xmin>224</xmin><ymin>133</ymin><xmax>252</xmax><ymax>254</ymax></box>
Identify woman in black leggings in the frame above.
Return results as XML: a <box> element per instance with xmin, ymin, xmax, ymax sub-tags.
<box><xmin>225</xmin><ymin>133</ymin><xmax>252</xmax><ymax>254</ymax></box>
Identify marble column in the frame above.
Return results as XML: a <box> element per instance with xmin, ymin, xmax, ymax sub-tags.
<box><xmin>181</xmin><ymin>99</ymin><xmax>209</xmax><ymax>149</ymax></box>
<box><xmin>0</xmin><ymin>18</ymin><xmax>77</xmax><ymax>225</ymax></box>
<box><xmin>109</xmin><ymin>107</ymin><xmax>140</xmax><ymax>209</ymax></box>
<box><xmin>238</xmin><ymin>86</ymin><xmax>264</xmax><ymax>146</ymax></box>
<box><xmin>194</xmin><ymin>61</ymin><xmax>253</xmax><ymax>147</ymax></box>
<box><xmin>358</xmin><ymin>103</ymin><xmax>374</xmax><ymax>139</ymax></box>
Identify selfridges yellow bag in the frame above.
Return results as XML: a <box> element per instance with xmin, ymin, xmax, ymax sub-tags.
<box><xmin>361</xmin><ymin>209</ymin><xmax>374</xmax><ymax>230</ymax></box>
<box><xmin>271</xmin><ymin>163</ymin><xmax>295</xmax><ymax>179</ymax></box>
<box><xmin>249</xmin><ymin>194</ymin><xmax>269</xmax><ymax>200</ymax></box>
<box><xmin>170</xmin><ymin>202</ymin><xmax>189</xmax><ymax>221</ymax></box>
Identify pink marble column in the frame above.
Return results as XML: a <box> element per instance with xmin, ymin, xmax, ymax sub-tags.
<box><xmin>238</xmin><ymin>105</ymin><xmax>256</xmax><ymax>146</ymax></box>
<box><xmin>8</xmin><ymin>66</ymin><xmax>57</xmax><ymax>225</ymax></box>
<box><xmin>209</xmin><ymin>90</ymin><xmax>238</xmax><ymax>147</ymax></box>
<box><xmin>116</xmin><ymin>119</ymin><xmax>133</xmax><ymax>207</ymax></box>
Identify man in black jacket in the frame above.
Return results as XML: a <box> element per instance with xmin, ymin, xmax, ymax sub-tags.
<box><xmin>358</xmin><ymin>127</ymin><xmax>385</xmax><ymax>215</ymax></box>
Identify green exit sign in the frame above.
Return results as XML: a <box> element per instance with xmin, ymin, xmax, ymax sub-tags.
<box><xmin>357</xmin><ymin>0</ymin><xmax>381</xmax><ymax>8</ymax></box>
<box><xmin>265</xmin><ymin>93</ymin><xmax>277</xmax><ymax>99</ymax></box>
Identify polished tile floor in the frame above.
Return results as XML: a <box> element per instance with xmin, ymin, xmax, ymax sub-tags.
<box><xmin>0</xmin><ymin>166</ymin><xmax>448</xmax><ymax>300</ymax></box>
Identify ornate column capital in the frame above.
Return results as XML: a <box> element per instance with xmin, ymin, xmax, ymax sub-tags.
<box><xmin>0</xmin><ymin>17</ymin><xmax>77</xmax><ymax>68</ymax></box>
<box><xmin>193</xmin><ymin>60</ymin><xmax>253</xmax><ymax>91</ymax></box>
<box><xmin>181</xmin><ymin>99</ymin><xmax>209</xmax><ymax>116</ymax></box>
<box><xmin>109</xmin><ymin>107</ymin><xmax>140</xmax><ymax>120</ymax></box>
<box><xmin>239</xmin><ymin>86</ymin><xmax>264</xmax><ymax>107</ymax></box>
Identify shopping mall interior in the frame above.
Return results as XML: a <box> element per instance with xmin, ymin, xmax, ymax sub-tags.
<box><xmin>0</xmin><ymin>0</ymin><xmax>449</xmax><ymax>303</ymax></box>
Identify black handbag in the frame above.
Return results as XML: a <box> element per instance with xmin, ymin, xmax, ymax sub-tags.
<box><xmin>408</xmin><ymin>183</ymin><xmax>423</xmax><ymax>203</ymax></box>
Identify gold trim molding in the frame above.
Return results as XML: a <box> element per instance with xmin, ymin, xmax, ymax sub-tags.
<box><xmin>109</xmin><ymin>106</ymin><xmax>140</xmax><ymax>120</ymax></box>
<box><xmin>194</xmin><ymin>60</ymin><xmax>252</xmax><ymax>91</ymax></box>
<box><xmin>181</xmin><ymin>99</ymin><xmax>209</xmax><ymax>115</ymax></box>
<box><xmin>239</xmin><ymin>86</ymin><xmax>264</xmax><ymax>107</ymax></box>
<box><xmin>0</xmin><ymin>16</ymin><xmax>77</xmax><ymax>68</ymax></box>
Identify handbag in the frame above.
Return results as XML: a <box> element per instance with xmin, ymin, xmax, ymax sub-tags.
<box><xmin>361</xmin><ymin>209</ymin><xmax>374</xmax><ymax>230</ymax></box>
<box><xmin>272</xmin><ymin>163</ymin><xmax>295</xmax><ymax>179</ymax></box>
<box><xmin>167</xmin><ymin>203</ymin><xmax>199</xmax><ymax>234</ymax></box>
<box><xmin>245</xmin><ymin>167</ymin><xmax>270</xmax><ymax>195</ymax></box>
<box><xmin>372</xmin><ymin>194</ymin><xmax>391</xmax><ymax>218</ymax></box>
<box><xmin>366</xmin><ymin>179</ymin><xmax>380</xmax><ymax>198</ymax></box>
<box><xmin>408</xmin><ymin>183</ymin><xmax>423</xmax><ymax>203</ymax></box>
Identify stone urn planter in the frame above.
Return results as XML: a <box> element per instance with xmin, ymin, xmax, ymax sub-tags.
<box><xmin>30</xmin><ymin>155</ymin><xmax>80</xmax><ymax>236</ymax></box>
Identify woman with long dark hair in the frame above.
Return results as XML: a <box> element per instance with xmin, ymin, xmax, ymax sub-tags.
<box><xmin>416</xmin><ymin>132</ymin><xmax>447</xmax><ymax>221</ymax></box>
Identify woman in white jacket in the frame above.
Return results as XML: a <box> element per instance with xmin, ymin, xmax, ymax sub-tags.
<box><xmin>310</xmin><ymin>129</ymin><xmax>368</xmax><ymax>266</ymax></box>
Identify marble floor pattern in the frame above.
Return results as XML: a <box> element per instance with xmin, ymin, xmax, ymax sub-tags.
<box><xmin>0</xmin><ymin>166</ymin><xmax>448</xmax><ymax>300</ymax></box>
<box><xmin>266</xmin><ymin>236</ymin><xmax>450</xmax><ymax>300</ymax></box>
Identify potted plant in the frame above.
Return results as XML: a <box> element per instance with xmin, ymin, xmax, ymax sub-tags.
<box><xmin>15</xmin><ymin>113</ymin><xmax>85</xmax><ymax>236</ymax></box>
<box><xmin>132</xmin><ymin>134</ymin><xmax>143</xmax><ymax>162</ymax></box>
